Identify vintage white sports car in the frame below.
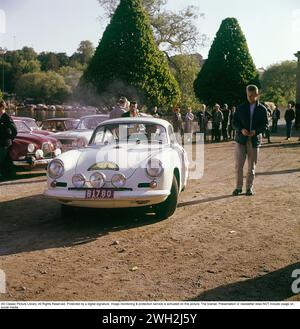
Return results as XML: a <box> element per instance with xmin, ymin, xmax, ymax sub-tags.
<box><xmin>44</xmin><ymin>118</ymin><xmax>189</xmax><ymax>219</ymax></box>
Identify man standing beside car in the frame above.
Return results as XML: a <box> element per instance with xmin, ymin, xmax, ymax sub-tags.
<box><xmin>0</xmin><ymin>100</ymin><xmax>17</xmax><ymax>179</ymax></box>
<box><xmin>232</xmin><ymin>85</ymin><xmax>268</xmax><ymax>196</ymax></box>
<box><xmin>122</xmin><ymin>101</ymin><xmax>140</xmax><ymax>118</ymax></box>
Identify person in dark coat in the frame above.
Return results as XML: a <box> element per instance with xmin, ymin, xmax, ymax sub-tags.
<box><xmin>0</xmin><ymin>100</ymin><xmax>17</xmax><ymax>178</ymax></box>
<box><xmin>271</xmin><ymin>105</ymin><xmax>281</xmax><ymax>133</ymax></box>
<box><xmin>211</xmin><ymin>104</ymin><xmax>223</xmax><ymax>143</ymax></box>
<box><xmin>295</xmin><ymin>104</ymin><xmax>300</xmax><ymax>141</ymax></box>
<box><xmin>232</xmin><ymin>85</ymin><xmax>268</xmax><ymax>196</ymax></box>
<box><xmin>228</xmin><ymin>106</ymin><xmax>236</xmax><ymax>140</ymax></box>
<box><xmin>284</xmin><ymin>101</ymin><xmax>295</xmax><ymax>140</ymax></box>
<box><xmin>150</xmin><ymin>106</ymin><xmax>163</xmax><ymax>118</ymax></box>
<box><xmin>221</xmin><ymin>104</ymin><xmax>230</xmax><ymax>141</ymax></box>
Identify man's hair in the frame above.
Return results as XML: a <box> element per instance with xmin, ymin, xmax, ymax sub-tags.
<box><xmin>0</xmin><ymin>100</ymin><xmax>6</xmax><ymax>108</ymax></box>
<box><xmin>246</xmin><ymin>85</ymin><xmax>259</xmax><ymax>94</ymax></box>
<box><xmin>130</xmin><ymin>101</ymin><xmax>137</xmax><ymax>106</ymax></box>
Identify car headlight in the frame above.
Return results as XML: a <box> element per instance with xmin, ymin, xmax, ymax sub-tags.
<box><xmin>48</xmin><ymin>159</ymin><xmax>64</xmax><ymax>179</ymax></box>
<box><xmin>111</xmin><ymin>174</ymin><xmax>126</xmax><ymax>188</ymax></box>
<box><xmin>28</xmin><ymin>143</ymin><xmax>35</xmax><ymax>153</ymax></box>
<box><xmin>54</xmin><ymin>149</ymin><xmax>62</xmax><ymax>157</ymax></box>
<box><xmin>90</xmin><ymin>172</ymin><xmax>106</xmax><ymax>188</ymax></box>
<box><xmin>35</xmin><ymin>149</ymin><xmax>44</xmax><ymax>159</ymax></box>
<box><xmin>72</xmin><ymin>174</ymin><xmax>86</xmax><ymax>188</ymax></box>
<box><xmin>56</xmin><ymin>141</ymin><xmax>62</xmax><ymax>149</ymax></box>
<box><xmin>146</xmin><ymin>158</ymin><xmax>163</xmax><ymax>178</ymax></box>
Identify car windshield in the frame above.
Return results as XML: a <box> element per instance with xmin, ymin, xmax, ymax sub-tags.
<box><xmin>65</xmin><ymin>120</ymin><xmax>79</xmax><ymax>130</ymax></box>
<box><xmin>15</xmin><ymin>121</ymin><xmax>31</xmax><ymax>133</ymax></box>
<box><xmin>90</xmin><ymin>123</ymin><xmax>168</xmax><ymax>145</ymax></box>
<box><xmin>77</xmin><ymin>116</ymin><xmax>108</xmax><ymax>130</ymax></box>
<box><xmin>23</xmin><ymin>119</ymin><xmax>39</xmax><ymax>130</ymax></box>
<box><xmin>42</xmin><ymin>120</ymin><xmax>78</xmax><ymax>132</ymax></box>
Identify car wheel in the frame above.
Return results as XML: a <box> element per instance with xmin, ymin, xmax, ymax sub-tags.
<box><xmin>154</xmin><ymin>175</ymin><xmax>179</xmax><ymax>220</ymax></box>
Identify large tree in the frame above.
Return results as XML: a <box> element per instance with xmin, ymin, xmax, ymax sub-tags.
<box><xmin>170</xmin><ymin>54</ymin><xmax>202</xmax><ymax>109</ymax></box>
<box><xmin>79</xmin><ymin>0</ymin><xmax>180</xmax><ymax>108</ymax></box>
<box><xmin>15</xmin><ymin>71</ymin><xmax>71</xmax><ymax>103</ymax></box>
<box><xmin>194</xmin><ymin>17</ymin><xmax>260</xmax><ymax>106</ymax></box>
<box><xmin>261</xmin><ymin>61</ymin><xmax>297</xmax><ymax>106</ymax></box>
<box><xmin>98</xmin><ymin>0</ymin><xmax>206</xmax><ymax>54</ymax></box>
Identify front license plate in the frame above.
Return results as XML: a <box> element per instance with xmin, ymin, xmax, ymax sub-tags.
<box><xmin>85</xmin><ymin>189</ymin><xmax>114</xmax><ymax>200</ymax></box>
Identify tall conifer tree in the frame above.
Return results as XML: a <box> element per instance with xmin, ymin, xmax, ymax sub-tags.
<box><xmin>79</xmin><ymin>0</ymin><xmax>180</xmax><ymax>107</ymax></box>
<box><xmin>194</xmin><ymin>17</ymin><xmax>260</xmax><ymax>106</ymax></box>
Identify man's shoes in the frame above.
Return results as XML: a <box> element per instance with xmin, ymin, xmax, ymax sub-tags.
<box><xmin>246</xmin><ymin>189</ymin><xmax>255</xmax><ymax>196</ymax></box>
<box><xmin>232</xmin><ymin>189</ymin><xmax>243</xmax><ymax>196</ymax></box>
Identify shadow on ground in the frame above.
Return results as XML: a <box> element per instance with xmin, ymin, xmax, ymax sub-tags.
<box><xmin>0</xmin><ymin>194</ymin><xmax>159</xmax><ymax>257</ymax></box>
<box><xmin>190</xmin><ymin>262</ymin><xmax>300</xmax><ymax>301</ymax></box>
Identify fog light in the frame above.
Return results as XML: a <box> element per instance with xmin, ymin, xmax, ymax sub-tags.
<box><xmin>149</xmin><ymin>181</ymin><xmax>158</xmax><ymax>189</ymax></box>
<box><xmin>54</xmin><ymin>148</ymin><xmax>62</xmax><ymax>157</ymax></box>
<box><xmin>51</xmin><ymin>181</ymin><xmax>57</xmax><ymax>188</ymax></box>
<box><xmin>111</xmin><ymin>174</ymin><xmax>126</xmax><ymax>188</ymax></box>
<box><xmin>35</xmin><ymin>149</ymin><xmax>44</xmax><ymax>159</ymax></box>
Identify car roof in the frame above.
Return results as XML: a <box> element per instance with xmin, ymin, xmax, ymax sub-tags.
<box><xmin>79</xmin><ymin>114</ymin><xmax>109</xmax><ymax>119</ymax></box>
<box><xmin>42</xmin><ymin>118</ymin><xmax>79</xmax><ymax>122</ymax></box>
<box><xmin>12</xmin><ymin>116</ymin><xmax>36</xmax><ymax>121</ymax></box>
<box><xmin>99</xmin><ymin>117</ymin><xmax>171</xmax><ymax>128</ymax></box>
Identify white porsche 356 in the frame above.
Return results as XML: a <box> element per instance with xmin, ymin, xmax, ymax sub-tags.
<box><xmin>44</xmin><ymin>118</ymin><xmax>189</xmax><ymax>219</ymax></box>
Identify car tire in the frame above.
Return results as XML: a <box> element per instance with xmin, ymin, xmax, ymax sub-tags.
<box><xmin>154</xmin><ymin>175</ymin><xmax>179</xmax><ymax>220</ymax></box>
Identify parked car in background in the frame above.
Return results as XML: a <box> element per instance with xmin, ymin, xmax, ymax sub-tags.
<box><xmin>54</xmin><ymin>115</ymin><xmax>109</xmax><ymax>152</ymax></box>
<box><xmin>45</xmin><ymin>118</ymin><xmax>189</xmax><ymax>219</ymax></box>
<box><xmin>6</xmin><ymin>120</ymin><xmax>62</xmax><ymax>173</ymax></box>
<box><xmin>12</xmin><ymin>116</ymin><xmax>53</xmax><ymax>136</ymax></box>
<box><xmin>41</xmin><ymin>118</ymin><xmax>80</xmax><ymax>133</ymax></box>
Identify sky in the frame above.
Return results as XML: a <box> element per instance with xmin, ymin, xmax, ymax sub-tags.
<box><xmin>0</xmin><ymin>0</ymin><xmax>299</xmax><ymax>68</ymax></box>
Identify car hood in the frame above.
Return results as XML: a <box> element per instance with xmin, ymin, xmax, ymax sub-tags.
<box><xmin>55</xmin><ymin>129</ymin><xmax>93</xmax><ymax>141</ymax></box>
<box><xmin>16</xmin><ymin>132</ymin><xmax>58</xmax><ymax>146</ymax></box>
<box><xmin>60</xmin><ymin>143</ymin><xmax>168</xmax><ymax>177</ymax></box>
<box><xmin>32</xmin><ymin>129</ymin><xmax>54</xmax><ymax>136</ymax></box>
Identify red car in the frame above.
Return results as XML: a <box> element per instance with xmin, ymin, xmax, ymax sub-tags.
<box><xmin>8</xmin><ymin>120</ymin><xmax>62</xmax><ymax>171</ymax></box>
<box><xmin>12</xmin><ymin>116</ymin><xmax>54</xmax><ymax>136</ymax></box>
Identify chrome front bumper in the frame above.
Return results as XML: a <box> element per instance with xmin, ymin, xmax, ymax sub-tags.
<box><xmin>13</xmin><ymin>157</ymin><xmax>53</xmax><ymax>167</ymax></box>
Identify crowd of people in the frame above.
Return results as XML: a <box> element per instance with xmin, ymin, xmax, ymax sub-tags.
<box><xmin>108</xmin><ymin>96</ymin><xmax>300</xmax><ymax>144</ymax></box>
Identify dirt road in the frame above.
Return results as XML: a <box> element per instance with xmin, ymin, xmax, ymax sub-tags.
<box><xmin>0</xmin><ymin>137</ymin><xmax>299</xmax><ymax>301</ymax></box>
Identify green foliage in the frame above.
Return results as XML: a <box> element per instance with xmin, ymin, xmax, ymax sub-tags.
<box><xmin>194</xmin><ymin>17</ymin><xmax>260</xmax><ymax>106</ymax></box>
<box><xmin>98</xmin><ymin>0</ymin><xmax>205</xmax><ymax>53</ymax></box>
<box><xmin>37</xmin><ymin>52</ymin><xmax>61</xmax><ymax>71</ymax></box>
<box><xmin>58</xmin><ymin>66</ymin><xmax>83</xmax><ymax>92</ymax></box>
<box><xmin>1</xmin><ymin>48</ymin><xmax>41</xmax><ymax>92</ymax></box>
<box><xmin>15</xmin><ymin>71</ymin><xmax>71</xmax><ymax>103</ymax></box>
<box><xmin>80</xmin><ymin>0</ymin><xmax>180</xmax><ymax>108</ymax></box>
<box><xmin>170</xmin><ymin>53</ymin><xmax>202</xmax><ymax>109</ymax></box>
<box><xmin>0</xmin><ymin>89</ymin><xmax>3</xmax><ymax>100</ymax></box>
<box><xmin>261</xmin><ymin>61</ymin><xmax>297</xmax><ymax>106</ymax></box>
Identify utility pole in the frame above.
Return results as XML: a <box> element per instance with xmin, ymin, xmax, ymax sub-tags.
<box><xmin>0</xmin><ymin>47</ymin><xmax>7</xmax><ymax>94</ymax></box>
<box><xmin>295</xmin><ymin>51</ymin><xmax>300</xmax><ymax>107</ymax></box>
